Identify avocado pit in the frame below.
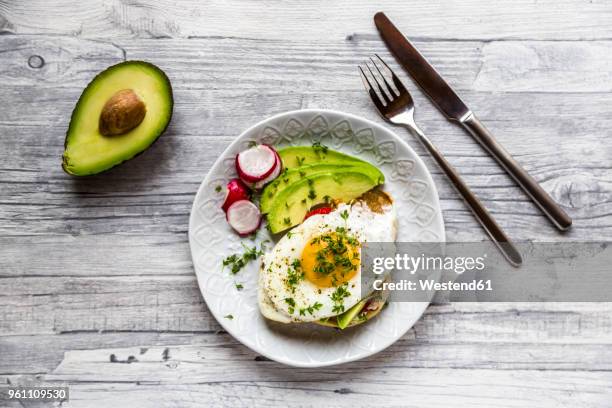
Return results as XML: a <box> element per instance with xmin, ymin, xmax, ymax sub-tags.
<box><xmin>99</xmin><ymin>89</ymin><xmax>146</xmax><ymax>136</ymax></box>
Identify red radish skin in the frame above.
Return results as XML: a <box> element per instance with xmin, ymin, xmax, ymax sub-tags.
<box><xmin>236</xmin><ymin>144</ymin><xmax>277</xmax><ymax>183</ymax></box>
<box><xmin>304</xmin><ymin>206</ymin><xmax>333</xmax><ymax>220</ymax></box>
<box><xmin>226</xmin><ymin>200</ymin><xmax>262</xmax><ymax>236</ymax></box>
<box><xmin>364</xmin><ymin>299</ymin><xmax>383</xmax><ymax>312</ymax></box>
<box><xmin>222</xmin><ymin>179</ymin><xmax>250</xmax><ymax>212</ymax></box>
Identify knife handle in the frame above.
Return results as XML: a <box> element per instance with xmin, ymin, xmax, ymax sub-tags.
<box><xmin>460</xmin><ymin>113</ymin><xmax>572</xmax><ymax>231</ymax></box>
<box><xmin>408</xmin><ymin>125</ymin><xmax>523</xmax><ymax>267</ymax></box>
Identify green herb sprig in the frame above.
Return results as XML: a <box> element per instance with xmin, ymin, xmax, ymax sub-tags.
<box><xmin>331</xmin><ymin>283</ymin><xmax>351</xmax><ymax>314</ymax></box>
<box><xmin>222</xmin><ymin>241</ymin><xmax>268</xmax><ymax>274</ymax></box>
<box><xmin>299</xmin><ymin>302</ymin><xmax>323</xmax><ymax>316</ymax></box>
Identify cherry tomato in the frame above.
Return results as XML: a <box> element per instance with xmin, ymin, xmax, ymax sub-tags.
<box><xmin>304</xmin><ymin>206</ymin><xmax>333</xmax><ymax>220</ymax></box>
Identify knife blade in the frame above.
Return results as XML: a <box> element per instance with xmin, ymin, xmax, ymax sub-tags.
<box><xmin>373</xmin><ymin>11</ymin><xmax>573</xmax><ymax>231</ymax></box>
<box><xmin>373</xmin><ymin>12</ymin><xmax>470</xmax><ymax>121</ymax></box>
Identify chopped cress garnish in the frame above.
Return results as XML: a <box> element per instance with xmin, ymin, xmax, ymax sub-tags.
<box><xmin>340</xmin><ymin>209</ymin><xmax>349</xmax><ymax>221</ymax></box>
<box><xmin>331</xmin><ymin>283</ymin><xmax>351</xmax><ymax>314</ymax></box>
<box><xmin>299</xmin><ymin>302</ymin><xmax>323</xmax><ymax>316</ymax></box>
<box><xmin>222</xmin><ymin>241</ymin><xmax>268</xmax><ymax>274</ymax></box>
<box><xmin>284</xmin><ymin>297</ymin><xmax>296</xmax><ymax>314</ymax></box>
<box><xmin>306</xmin><ymin>178</ymin><xmax>317</xmax><ymax>200</ymax></box>
<box><xmin>285</xmin><ymin>258</ymin><xmax>305</xmax><ymax>293</ymax></box>
<box><xmin>312</xmin><ymin>141</ymin><xmax>329</xmax><ymax>155</ymax></box>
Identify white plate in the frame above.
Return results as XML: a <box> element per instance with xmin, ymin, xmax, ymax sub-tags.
<box><xmin>189</xmin><ymin>109</ymin><xmax>445</xmax><ymax>367</ymax></box>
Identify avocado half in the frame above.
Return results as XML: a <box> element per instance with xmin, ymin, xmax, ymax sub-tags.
<box><xmin>62</xmin><ymin>61</ymin><xmax>173</xmax><ymax>176</ymax></box>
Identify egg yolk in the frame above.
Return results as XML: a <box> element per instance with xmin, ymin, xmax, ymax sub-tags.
<box><xmin>300</xmin><ymin>231</ymin><xmax>360</xmax><ymax>288</ymax></box>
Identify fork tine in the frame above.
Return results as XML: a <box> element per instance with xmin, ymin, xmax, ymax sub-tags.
<box><xmin>370</xmin><ymin>57</ymin><xmax>397</xmax><ymax>98</ymax></box>
<box><xmin>358</xmin><ymin>65</ymin><xmax>374</xmax><ymax>92</ymax></box>
<box><xmin>365</xmin><ymin>63</ymin><xmax>391</xmax><ymax>104</ymax></box>
<box><xmin>375</xmin><ymin>54</ymin><xmax>407</xmax><ymax>94</ymax></box>
<box><xmin>358</xmin><ymin>66</ymin><xmax>385</xmax><ymax>111</ymax></box>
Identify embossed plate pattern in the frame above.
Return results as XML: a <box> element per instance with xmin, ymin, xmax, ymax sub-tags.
<box><xmin>189</xmin><ymin>109</ymin><xmax>445</xmax><ymax>367</ymax></box>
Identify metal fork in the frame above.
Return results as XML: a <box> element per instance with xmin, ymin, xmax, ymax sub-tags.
<box><xmin>359</xmin><ymin>55</ymin><xmax>522</xmax><ymax>266</ymax></box>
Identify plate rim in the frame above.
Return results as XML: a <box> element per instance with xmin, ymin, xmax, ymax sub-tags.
<box><xmin>188</xmin><ymin>108</ymin><xmax>446</xmax><ymax>367</ymax></box>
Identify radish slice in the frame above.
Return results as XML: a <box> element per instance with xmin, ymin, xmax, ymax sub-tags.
<box><xmin>222</xmin><ymin>178</ymin><xmax>250</xmax><ymax>212</ymax></box>
<box><xmin>252</xmin><ymin>150</ymin><xmax>282</xmax><ymax>190</ymax></box>
<box><xmin>226</xmin><ymin>200</ymin><xmax>262</xmax><ymax>236</ymax></box>
<box><xmin>236</xmin><ymin>144</ymin><xmax>277</xmax><ymax>183</ymax></box>
<box><xmin>364</xmin><ymin>299</ymin><xmax>383</xmax><ymax>312</ymax></box>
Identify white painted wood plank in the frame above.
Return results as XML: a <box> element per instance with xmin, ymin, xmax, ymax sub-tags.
<box><xmin>2</xmin><ymin>0</ymin><xmax>612</xmax><ymax>41</ymax></box>
<box><xmin>41</xmin><ymin>370</ymin><xmax>612</xmax><ymax>408</ymax></box>
<box><xmin>0</xmin><ymin>235</ymin><xmax>192</xmax><ymax>277</ymax></box>
<box><xmin>44</xmin><ymin>339</ymin><xmax>612</xmax><ymax>379</ymax></box>
<box><xmin>1</xmin><ymin>164</ymin><xmax>608</xmax><ymax>240</ymax></box>
<box><xmin>4</xmin><ymin>330</ymin><xmax>612</xmax><ymax>375</ymax></box>
<box><xmin>2</xmin><ymin>274</ymin><xmax>612</xmax><ymax>341</ymax></box>
<box><xmin>3</xmin><ymin>274</ymin><xmax>612</xmax><ymax>377</ymax></box>
<box><xmin>3</xmin><ymin>369</ymin><xmax>611</xmax><ymax>408</ymax></box>
<box><xmin>2</xmin><ymin>101</ymin><xmax>609</xmax><ymax>241</ymax></box>
<box><xmin>0</xmin><ymin>276</ymin><xmax>214</xmax><ymax>335</ymax></box>
<box><xmin>4</xmin><ymin>36</ymin><xmax>612</xmax><ymax>93</ymax></box>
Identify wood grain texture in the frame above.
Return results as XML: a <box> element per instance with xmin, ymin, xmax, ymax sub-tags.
<box><xmin>1</xmin><ymin>36</ymin><xmax>611</xmax><ymax>243</ymax></box>
<box><xmin>4</xmin><ymin>370</ymin><xmax>610</xmax><ymax>408</ymax></box>
<box><xmin>4</xmin><ymin>301</ymin><xmax>612</xmax><ymax>373</ymax></box>
<box><xmin>2</xmin><ymin>0</ymin><xmax>612</xmax><ymax>41</ymax></box>
<box><xmin>1</xmin><ymin>1</ymin><xmax>611</xmax><ymax>406</ymax></box>
<box><xmin>3</xmin><ymin>274</ymin><xmax>612</xmax><ymax>341</ymax></box>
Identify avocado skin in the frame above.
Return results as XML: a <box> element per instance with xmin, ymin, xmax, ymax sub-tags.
<box><xmin>62</xmin><ymin>60</ymin><xmax>174</xmax><ymax>176</ymax></box>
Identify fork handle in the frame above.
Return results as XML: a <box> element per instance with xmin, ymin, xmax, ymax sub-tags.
<box><xmin>408</xmin><ymin>124</ymin><xmax>523</xmax><ymax>266</ymax></box>
<box><xmin>460</xmin><ymin>113</ymin><xmax>572</xmax><ymax>231</ymax></box>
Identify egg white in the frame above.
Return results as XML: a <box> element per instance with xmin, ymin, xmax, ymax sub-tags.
<box><xmin>258</xmin><ymin>197</ymin><xmax>397</xmax><ymax>323</ymax></box>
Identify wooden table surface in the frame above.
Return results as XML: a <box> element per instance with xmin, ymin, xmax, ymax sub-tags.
<box><xmin>1</xmin><ymin>1</ymin><xmax>612</xmax><ymax>406</ymax></box>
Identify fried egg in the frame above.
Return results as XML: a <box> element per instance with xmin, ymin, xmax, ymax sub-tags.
<box><xmin>259</xmin><ymin>190</ymin><xmax>397</xmax><ymax>323</ymax></box>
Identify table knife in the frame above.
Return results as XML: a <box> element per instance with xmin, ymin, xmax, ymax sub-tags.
<box><xmin>374</xmin><ymin>12</ymin><xmax>572</xmax><ymax>231</ymax></box>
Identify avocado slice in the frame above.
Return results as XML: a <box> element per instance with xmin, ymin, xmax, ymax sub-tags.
<box><xmin>336</xmin><ymin>299</ymin><xmax>367</xmax><ymax>329</ymax></box>
<box><xmin>62</xmin><ymin>61</ymin><xmax>173</xmax><ymax>176</ymax></box>
<box><xmin>267</xmin><ymin>171</ymin><xmax>382</xmax><ymax>233</ymax></box>
<box><xmin>278</xmin><ymin>146</ymin><xmax>369</xmax><ymax>169</ymax></box>
<box><xmin>260</xmin><ymin>162</ymin><xmax>384</xmax><ymax>213</ymax></box>
<box><xmin>316</xmin><ymin>296</ymin><xmax>388</xmax><ymax>329</ymax></box>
